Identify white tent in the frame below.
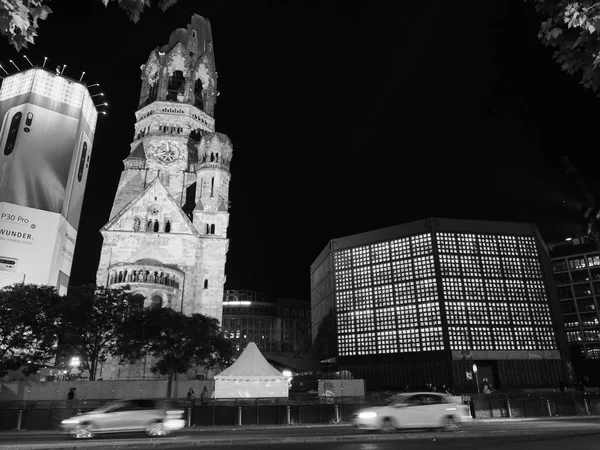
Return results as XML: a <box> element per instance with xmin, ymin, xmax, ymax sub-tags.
<box><xmin>214</xmin><ymin>342</ymin><xmax>289</xmax><ymax>398</ymax></box>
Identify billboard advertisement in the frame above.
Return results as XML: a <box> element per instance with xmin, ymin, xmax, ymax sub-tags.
<box><xmin>0</xmin><ymin>202</ymin><xmax>75</xmax><ymax>292</ymax></box>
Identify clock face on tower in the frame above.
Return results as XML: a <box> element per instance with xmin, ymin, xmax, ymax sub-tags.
<box><xmin>153</xmin><ymin>141</ymin><xmax>182</xmax><ymax>164</ymax></box>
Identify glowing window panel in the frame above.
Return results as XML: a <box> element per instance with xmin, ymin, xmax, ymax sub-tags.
<box><xmin>461</xmin><ymin>255</ymin><xmax>482</xmax><ymax>277</ymax></box>
<box><xmin>463</xmin><ymin>278</ymin><xmax>485</xmax><ymax>301</ymax></box>
<box><xmin>422</xmin><ymin>327</ymin><xmax>444</xmax><ymax>351</ymax></box>
<box><xmin>355</xmin><ymin>288</ymin><xmax>374</xmax><ymax>309</ymax></box>
<box><xmin>336</xmin><ymin>290</ymin><xmax>354</xmax><ymax>311</ymax></box>
<box><xmin>440</xmin><ymin>255</ymin><xmax>461</xmax><ymax>276</ymax></box>
<box><xmin>567</xmin><ymin>331</ymin><xmax>582</xmax><ymax>343</ymax></box>
<box><xmin>335</xmin><ymin>269</ymin><xmax>353</xmax><ymax>291</ymax></box>
<box><xmin>338</xmin><ymin>334</ymin><xmax>356</xmax><ymax>356</ymax></box>
<box><xmin>415</xmin><ymin>278</ymin><xmax>438</xmax><ymax>302</ymax></box>
<box><xmin>530</xmin><ymin>303</ymin><xmax>553</xmax><ymax>325</ymax></box>
<box><xmin>446</xmin><ymin>301</ymin><xmax>467</xmax><ymax>325</ymax></box>
<box><xmin>498</xmin><ymin>235</ymin><xmax>519</xmax><ymax>256</ymax></box>
<box><xmin>511</xmin><ymin>303</ymin><xmax>531</xmax><ymax>326</ymax></box>
<box><xmin>471</xmin><ymin>327</ymin><xmax>492</xmax><ymax>350</ymax></box>
<box><xmin>373</xmin><ymin>284</ymin><xmax>394</xmax><ymax>307</ymax></box>
<box><xmin>481</xmin><ymin>256</ymin><xmax>503</xmax><ymax>278</ymax></box>
<box><xmin>352</xmin><ymin>246</ymin><xmax>371</xmax><ymax>267</ymax></box>
<box><xmin>395</xmin><ymin>281</ymin><xmax>416</xmax><ymax>304</ymax></box>
<box><xmin>377</xmin><ymin>330</ymin><xmax>398</xmax><ymax>354</ymax></box>
<box><xmin>449</xmin><ymin>326</ymin><xmax>470</xmax><ymax>350</ymax></box>
<box><xmin>334</xmin><ymin>249</ymin><xmax>353</xmax><ymax>270</ymax></box>
<box><xmin>376</xmin><ymin>307</ymin><xmax>397</xmax><ymax>330</ymax></box>
<box><xmin>522</xmin><ymin>258</ymin><xmax>542</xmax><ymax>279</ymax></box>
<box><xmin>437</xmin><ymin>232</ymin><xmax>457</xmax><ymax>254</ymax></box>
<box><xmin>413</xmin><ymin>255</ymin><xmax>436</xmax><ymax>279</ymax></box>
<box><xmin>371</xmin><ymin>242</ymin><xmax>391</xmax><ymax>264</ymax></box>
<box><xmin>419</xmin><ymin>302</ymin><xmax>441</xmax><ymax>326</ymax></box>
<box><xmin>397</xmin><ymin>304</ymin><xmax>418</xmax><ymax>328</ymax></box>
<box><xmin>526</xmin><ymin>280</ymin><xmax>547</xmax><ymax>302</ymax></box>
<box><xmin>442</xmin><ymin>278</ymin><xmax>463</xmax><ymax>300</ymax></box>
<box><xmin>398</xmin><ymin>328</ymin><xmax>420</xmax><ymax>352</ymax></box>
<box><xmin>537</xmin><ymin>328</ymin><xmax>557</xmax><ymax>350</ymax></box>
<box><xmin>514</xmin><ymin>327</ymin><xmax>536</xmax><ymax>350</ymax></box>
<box><xmin>356</xmin><ymin>332</ymin><xmax>376</xmax><ymax>355</ymax></box>
<box><xmin>502</xmin><ymin>257</ymin><xmax>522</xmax><ymax>278</ymax></box>
<box><xmin>517</xmin><ymin>236</ymin><xmax>538</xmax><ymax>257</ymax></box>
<box><xmin>492</xmin><ymin>328</ymin><xmax>516</xmax><ymax>350</ymax></box>
<box><xmin>478</xmin><ymin>235</ymin><xmax>499</xmax><ymax>255</ymax></box>
<box><xmin>390</xmin><ymin>237</ymin><xmax>411</xmax><ymax>260</ymax></box>
<box><xmin>353</xmin><ymin>266</ymin><xmax>372</xmax><ymax>288</ymax></box>
<box><xmin>467</xmin><ymin>302</ymin><xmax>489</xmax><ymax>325</ymax></box>
<box><xmin>486</xmin><ymin>279</ymin><xmax>507</xmax><ymax>302</ymax></box>
<box><xmin>457</xmin><ymin>234</ymin><xmax>479</xmax><ymax>254</ymax></box>
<box><xmin>355</xmin><ymin>309</ymin><xmax>374</xmax><ymax>331</ymax></box>
<box><xmin>505</xmin><ymin>280</ymin><xmax>527</xmax><ymax>301</ymax></box>
<box><xmin>392</xmin><ymin>259</ymin><xmax>413</xmax><ymax>281</ymax></box>
<box><xmin>337</xmin><ymin>311</ymin><xmax>356</xmax><ymax>334</ymax></box>
<box><xmin>489</xmin><ymin>303</ymin><xmax>510</xmax><ymax>325</ymax></box>
<box><xmin>411</xmin><ymin>233</ymin><xmax>433</xmax><ymax>256</ymax></box>
<box><xmin>372</xmin><ymin>262</ymin><xmax>392</xmax><ymax>285</ymax></box>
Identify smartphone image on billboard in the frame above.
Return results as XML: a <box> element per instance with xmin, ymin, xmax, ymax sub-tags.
<box><xmin>0</xmin><ymin>256</ymin><xmax>18</xmax><ymax>272</ymax></box>
<box><xmin>0</xmin><ymin>104</ymin><xmax>79</xmax><ymax>213</ymax></box>
<box><xmin>63</xmin><ymin>130</ymin><xmax>92</xmax><ymax>229</ymax></box>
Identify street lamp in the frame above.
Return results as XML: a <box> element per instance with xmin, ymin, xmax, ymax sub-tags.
<box><xmin>69</xmin><ymin>356</ymin><xmax>80</xmax><ymax>367</ymax></box>
<box><xmin>472</xmin><ymin>363</ymin><xmax>480</xmax><ymax>393</ymax></box>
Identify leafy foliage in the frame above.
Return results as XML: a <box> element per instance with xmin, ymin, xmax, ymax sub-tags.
<box><xmin>0</xmin><ymin>0</ymin><xmax>179</xmax><ymax>51</ymax></box>
<box><xmin>530</xmin><ymin>0</ymin><xmax>600</xmax><ymax>94</ymax></box>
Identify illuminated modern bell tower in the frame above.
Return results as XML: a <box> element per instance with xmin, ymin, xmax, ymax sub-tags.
<box><xmin>96</xmin><ymin>15</ymin><xmax>231</xmax><ymax>341</ymax></box>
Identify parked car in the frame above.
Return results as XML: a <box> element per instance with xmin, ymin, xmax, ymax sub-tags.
<box><xmin>354</xmin><ymin>392</ymin><xmax>471</xmax><ymax>432</ymax></box>
<box><xmin>61</xmin><ymin>399</ymin><xmax>185</xmax><ymax>439</ymax></box>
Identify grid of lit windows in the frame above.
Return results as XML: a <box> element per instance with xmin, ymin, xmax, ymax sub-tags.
<box><xmin>498</xmin><ymin>235</ymin><xmax>519</xmax><ymax>256</ymax></box>
<box><xmin>446</xmin><ymin>302</ymin><xmax>467</xmax><ymax>325</ymax></box>
<box><xmin>481</xmin><ymin>256</ymin><xmax>503</xmax><ymax>278</ymax></box>
<box><xmin>355</xmin><ymin>309</ymin><xmax>374</xmax><ymax>329</ymax></box>
<box><xmin>511</xmin><ymin>303</ymin><xmax>531</xmax><ymax>325</ymax></box>
<box><xmin>334</xmin><ymin>249</ymin><xmax>353</xmax><ymax>270</ymax></box>
<box><xmin>376</xmin><ymin>307</ymin><xmax>396</xmax><ymax>329</ymax></box>
<box><xmin>419</xmin><ymin>302</ymin><xmax>441</xmax><ymax>326</ymax></box>
<box><xmin>352</xmin><ymin>246</ymin><xmax>371</xmax><ymax>267</ymax></box>
<box><xmin>526</xmin><ymin>280</ymin><xmax>547</xmax><ymax>302</ymax></box>
<box><xmin>373</xmin><ymin>284</ymin><xmax>394</xmax><ymax>307</ymax></box>
<box><xmin>335</xmin><ymin>269</ymin><xmax>353</xmax><ymax>291</ymax></box>
<box><xmin>338</xmin><ymin>334</ymin><xmax>355</xmax><ymax>356</ymax></box>
<box><xmin>422</xmin><ymin>327</ymin><xmax>444</xmax><ymax>351</ymax></box>
<box><xmin>377</xmin><ymin>330</ymin><xmax>398</xmax><ymax>353</ymax></box>
<box><xmin>440</xmin><ymin>255</ymin><xmax>461</xmax><ymax>276</ymax></box>
<box><xmin>416</xmin><ymin>278</ymin><xmax>438</xmax><ymax>301</ymax></box>
<box><xmin>538</xmin><ymin>328</ymin><xmax>557</xmax><ymax>350</ymax></box>
<box><xmin>464</xmin><ymin>278</ymin><xmax>485</xmax><ymax>300</ymax></box>
<box><xmin>371</xmin><ymin>242</ymin><xmax>390</xmax><ymax>264</ymax></box>
<box><xmin>398</xmin><ymin>328</ymin><xmax>420</xmax><ymax>352</ymax></box>
<box><xmin>336</xmin><ymin>290</ymin><xmax>353</xmax><ymax>311</ymax></box>
<box><xmin>338</xmin><ymin>311</ymin><xmax>355</xmax><ymax>334</ymax></box>
<box><xmin>353</xmin><ymin>266</ymin><xmax>372</xmax><ymax>288</ymax></box>
<box><xmin>411</xmin><ymin>234</ymin><xmax>433</xmax><ymax>256</ymax></box>
<box><xmin>395</xmin><ymin>281</ymin><xmax>416</xmax><ymax>304</ymax></box>
<box><xmin>522</xmin><ymin>258</ymin><xmax>542</xmax><ymax>278</ymax></box>
<box><xmin>514</xmin><ymin>327</ymin><xmax>536</xmax><ymax>350</ymax></box>
<box><xmin>390</xmin><ymin>237</ymin><xmax>411</xmax><ymax>260</ymax></box>
<box><xmin>505</xmin><ymin>280</ymin><xmax>527</xmax><ymax>301</ymax></box>
<box><xmin>486</xmin><ymin>279</ymin><xmax>507</xmax><ymax>301</ymax></box>
<box><xmin>462</xmin><ymin>255</ymin><xmax>482</xmax><ymax>277</ymax></box>
<box><xmin>372</xmin><ymin>262</ymin><xmax>392</xmax><ymax>285</ymax></box>
<box><xmin>503</xmin><ymin>257</ymin><xmax>522</xmax><ymax>278</ymax></box>
<box><xmin>397</xmin><ymin>304</ymin><xmax>419</xmax><ymax>328</ymax></box>
<box><xmin>355</xmin><ymin>288</ymin><xmax>374</xmax><ymax>309</ymax></box>
<box><xmin>489</xmin><ymin>303</ymin><xmax>510</xmax><ymax>325</ymax></box>
<box><xmin>471</xmin><ymin>327</ymin><xmax>493</xmax><ymax>350</ymax></box>
<box><xmin>443</xmin><ymin>278</ymin><xmax>463</xmax><ymax>300</ymax></box>
<box><xmin>438</xmin><ymin>233</ymin><xmax>458</xmax><ymax>253</ymax></box>
<box><xmin>356</xmin><ymin>332</ymin><xmax>376</xmax><ymax>355</ymax></box>
<box><xmin>449</xmin><ymin>326</ymin><xmax>470</xmax><ymax>350</ymax></box>
<box><xmin>492</xmin><ymin>328</ymin><xmax>515</xmax><ymax>350</ymax></box>
<box><xmin>413</xmin><ymin>255</ymin><xmax>435</xmax><ymax>279</ymax></box>
<box><xmin>467</xmin><ymin>302</ymin><xmax>488</xmax><ymax>324</ymax></box>
<box><xmin>392</xmin><ymin>259</ymin><xmax>413</xmax><ymax>281</ymax></box>
<box><xmin>530</xmin><ymin>303</ymin><xmax>553</xmax><ymax>325</ymax></box>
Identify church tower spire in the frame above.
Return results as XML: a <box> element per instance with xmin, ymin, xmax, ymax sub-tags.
<box><xmin>96</xmin><ymin>16</ymin><xmax>232</xmax><ymax>375</ymax></box>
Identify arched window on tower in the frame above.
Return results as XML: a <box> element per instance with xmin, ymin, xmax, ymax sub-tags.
<box><xmin>165</xmin><ymin>220</ymin><xmax>171</xmax><ymax>233</ymax></box>
<box><xmin>148</xmin><ymin>82</ymin><xmax>158</xmax><ymax>103</ymax></box>
<box><xmin>204</xmin><ymin>279</ymin><xmax>208</xmax><ymax>289</ymax></box>
<box><xmin>210</xmin><ymin>152</ymin><xmax>215</xmax><ymax>162</ymax></box>
<box><xmin>150</xmin><ymin>295</ymin><xmax>162</xmax><ymax>309</ymax></box>
<box><xmin>166</xmin><ymin>70</ymin><xmax>186</xmax><ymax>102</ymax></box>
<box><xmin>205</xmin><ymin>224</ymin><xmax>210</xmax><ymax>234</ymax></box>
<box><xmin>194</xmin><ymin>79</ymin><xmax>204</xmax><ymax>109</ymax></box>
<box><xmin>211</xmin><ymin>177</ymin><xmax>214</xmax><ymax>197</ymax></box>
<box><xmin>153</xmin><ymin>220</ymin><xmax>159</xmax><ymax>232</ymax></box>
<box><xmin>133</xmin><ymin>217</ymin><xmax>141</xmax><ymax>231</ymax></box>
<box><xmin>146</xmin><ymin>220</ymin><xmax>153</xmax><ymax>232</ymax></box>
<box><xmin>210</xmin><ymin>224</ymin><xmax>215</xmax><ymax>234</ymax></box>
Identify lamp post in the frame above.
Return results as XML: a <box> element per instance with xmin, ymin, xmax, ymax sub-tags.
<box><xmin>472</xmin><ymin>363</ymin><xmax>480</xmax><ymax>393</ymax></box>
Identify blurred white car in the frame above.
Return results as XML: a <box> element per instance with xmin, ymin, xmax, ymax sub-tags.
<box><xmin>354</xmin><ymin>392</ymin><xmax>471</xmax><ymax>432</ymax></box>
<box><xmin>61</xmin><ymin>399</ymin><xmax>185</xmax><ymax>439</ymax></box>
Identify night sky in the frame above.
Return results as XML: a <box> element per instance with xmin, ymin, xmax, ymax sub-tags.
<box><xmin>0</xmin><ymin>0</ymin><xmax>598</xmax><ymax>301</ymax></box>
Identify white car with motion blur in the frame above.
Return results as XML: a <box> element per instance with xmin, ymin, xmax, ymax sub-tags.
<box><xmin>61</xmin><ymin>398</ymin><xmax>185</xmax><ymax>439</ymax></box>
<box><xmin>354</xmin><ymin>392</ymin><xmax>471</xmax><ymax>432</ymax></box>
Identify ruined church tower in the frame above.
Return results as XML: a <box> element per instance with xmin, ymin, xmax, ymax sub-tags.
<box><xmin>96</xmin><ymin>15</ymin><xmax>231</xmax><ymax>327</ymax></box>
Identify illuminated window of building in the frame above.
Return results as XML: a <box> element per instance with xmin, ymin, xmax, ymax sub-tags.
<box><xmin>588</xmin><ymin>255</ymin><xmax>600</xmax><ymax>268</ymax></box>
<box><xmin>355</xmin><ymin>309</ymin><xmax>374</xmax><ymax>331</ymax></box>
<box><xmin>373</xmin><ymin>284</ymin><xmax>394</xmax><ymax>307</ymax></box>
<box><xmin>511</xmin><ymin>303</ymin><xmax>531</xmax><ymax>326</ymax></box>
<box><xmin>526</xmin><ymin>280</ymin><xmax>547</xmax><ymax>302</ymax></box>
<box><xmin>334</xmin><ymin>249</ymin><xmax>353</xmax><ymax>270</ymax></box>
<box><xmin>336</xmin><ymin>290</ymin><xmax>354</xmax><ymax>311</ymax></box>
<box><xmin>489</xmin><ymin>302</ymin><xmax>510</xmax><ymax>325</ymax></box>
<box><xmin>353</xmin><ymin>266</ymin><xmax>372</xmax><ymax>288</ymax></box>
<box><xmin>390</xmin><ymin>237</ymin><xmax>411</xmax><ymax>260</ymax></box>
<box><xmin>337</xmin><ymin>311</ymin><xmax>355</xmax><ymax>334</ymax></box>
<box><xmin>355</xmin><ymin>287</ymin><xmax>374</xmax><ymax>309</ymax></box>
<box><xmin>530</xmin><ymin>303</ymin><xmax>553</xmax><ymax>325</ymax></box>
<box><xmin>492</xmin><ymin>328</ymin><xmax>515</xmax><ymax>350</ymax></box>
<box><xmin>371</xmin><ymin>241</ymin><xmax>390</xmax><ymax>264</ymax></box>
<box><xmin>419</xmin><ymin>302</ymin><xmax>441</xmax><ymax>326</ymax></box>
<box><xmin>440</xmin><ymin>254</ymin><xmax>461</xmax><ymax>276</ymax></box>
<box><xmin>397</xmin><ymin>304</ymin><xmax>418</xmax><ymax>328</ymax></box>
<box><xmin>481</xmin><ymin>256</ymin><xmax>503</xmax><ymax>278</ymax></box>
<box><xmin>372</xmin><ymin>262</ymin><xmax>392</xmax><ymax>285</ymax></box>
<box><xmin>352</xmin><ymin>246</ymin><xmax>371</xmax><ymax>267</ymax></box>
<box><xmin>514</xmin><ymin>327</ymin><xmax>536</xmax><ymax>350</ymax></box>
<box><xmin>498</xmin><ymin>235</ymin><xmax>519</xmax><ymax>256</ymax></box>
<box><xmin>411</xmin><ymin>233</ymin><xmax>433</xmax><ymax>256</ymax></box>
<box><xmin>446</xmin><ymin>301</ymin><xmax>467</xmax><ymax>325</ymax></box>
<box><xmin>375</xmin><ymin>307</ymin><xmax>396</xmax><ymax>330</ymax></box>
<box><xmin>505</xmin><ymin>280</ymin><xmax>527</xmax><ymax>301</ymax></box>
<box><xmin>457</xmin><ymin>233</ymin><xmax>478</xmax><ymax>254</ymax></box>
<box><xmin>338</xmin><ymin>334</ymin><xmax>356</xmax><ymax>356</ymax></box>
<box><xmin>449</xmin><ymin>326</ymin><xmax>470</xmax><ymax>350</ymax></box>
<box><xmin>464</xmin><ymin>278</ymin><xmax>485</xmax><ymax>301</ymax></box>
<box><xmin>437</xmin><ymin>232</ymin><xmax>457</xmax><ymax>254</ymax></box>
<box><xmin>422</xmin><ymin>327</ymin><xmax>444</xmax><ymax>351</ymax></box>
<box><xmin>442</xmin><ymin>278</ymin><xmax>463</xmax><ymax>300</ymax></box>
<box><xmin>471</xmin><ymin>327</ymin><xmax>492</xmax><ymax>350</ymax></box>
<box><xmin>537</xmin><ymin>328</ymin><xmax>557</xmax><ymax>349</ymax></box>
<box><xmin>356</xmin><ymin>332</ymin><xmax>376</xmax><ymax>355</ymax></box>
<box><xmin>392</xmin><ymin>259</ymin><xmax>413</xmax><ymax>281</ymax></box>
<box><xmin>567</xmin><ymin>331</ymin><xmax>582</xmax><ymax>343</ymax></box>
<box><xmin>502</xmin><ymin>257</ymin><xmax>522</xmax><ymax>278</ymax></box>
<box><xmin>478</xmin><ymin>235</ymin><xmax>498</xmax><ymax>255</ymax></box>
<box><xmin>578</xmin><ymin>298</ymin><xmax>596</xmax><ymax>312</ymax></box>
<box><xmin>395</xmin><ymin>281</ymin><xmax>416</xmax><ymax>304</ymax></box>
<box><xmin>377</xmin><ymin>330</ymin><xmax>398</xmax><ymax>354</ymax></box>
<box><xmin>568</xmin><ymin>257</ymin><xmax>587</xmax><ymax>270</ymax></box>
<box><xmin>415</xmin><ymin>278</ymin><xmax>438</xmax><ymax>302</ymax></box>
<box><xmin>522</xmin><ymin>258</ymin><xmax>542</xmax><ymax>279</ymax></box>
<box><xmin>587</xmin><ymin>346</ymin><xmax>600</xmax><ymax>359</ymax></box>
<box><xmin>581</xmin><ymin>313</ymin><xmax>600</xmax><ymax>327</ymax></box>
<box><xmin>413</xmin><ymin>255</ymin><xmax>435</xmax><ymax>279</ymax></box>
<box><xmin>517</xmin><ymin>236</ymin><xmax>538</xmax><ymax>256</ymax></box>
<box><xmin>398</xmin><ymin>328</ymin><xmax>420</xmax><ymax>352</ymax></box>
<box><xmin>486</xmin><ymin>279</ymin><xmax>507</xmax><ymax>302</ymax></box>
<box><xmin>563</xmin><ymin>314</ymin><xmax>579</xmax><ymax>328</ymax></box>
<box><xmin>467</xmin><ymin>302</ymin><xmax>489</xmax><ymax>325</ymax></box>
<box><xmin>335</xmin><ymin>269</ymin><xmax>353</xmax><ymax>291</ymax></box>
<box><xmin>461</xmin><ymin>255</ymin><xmax>482</xmax><ymax>277</ymax></box>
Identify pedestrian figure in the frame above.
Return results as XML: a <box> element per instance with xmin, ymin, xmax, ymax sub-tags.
<box><xmin>187</xmin><ymin>387</ymin><xmax>196</xmax><ymax>400</ymax></box>
<box><xmin>482</xmin><ymin>384</ymin><xmax>492</xmax><ymax>394</ymax></box>
<box><xmin>67</xmin><ymin>388</ymin><xmax>76</xmax><ymax>400</ymax></box>
<box><xmin>200</xmin><ymin>386</ymin><xmax>208</xmax><ymax>406</ymax></box>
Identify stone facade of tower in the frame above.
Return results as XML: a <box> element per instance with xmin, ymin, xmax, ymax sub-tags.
<box><xmin>96</xmin><ymin>15</ymin><xmax>231</xmax><ymax>346</ymax></box>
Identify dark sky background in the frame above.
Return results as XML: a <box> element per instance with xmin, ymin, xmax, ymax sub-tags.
<box><xmin>1</xmin><ymin>0</ymin><xmax>599</xmax><ymax>301</ymax></box>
